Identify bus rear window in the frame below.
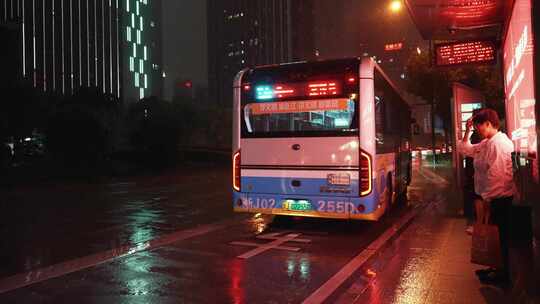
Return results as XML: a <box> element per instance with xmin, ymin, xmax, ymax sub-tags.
<box><xmin>243</xmin><ymin>98</ymin><xmax>356</xmax><ymax>137</ymax></box>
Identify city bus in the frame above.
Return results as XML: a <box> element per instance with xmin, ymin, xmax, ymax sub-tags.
<box><xmin>232</xmin><ymin>57</ymin><xmax>412</xmax><ymax>220</ymax></box>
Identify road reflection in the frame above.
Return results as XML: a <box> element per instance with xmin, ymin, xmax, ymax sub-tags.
<box><xmin>228</xmin><ymin>259</ymin><xmax>245</xmax><ymax>304</ymax></box>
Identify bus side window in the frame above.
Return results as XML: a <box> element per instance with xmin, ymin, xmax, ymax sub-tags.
<box><xmin>375</xmin><ymin>95</ymin><xmax>385</xmax><ymax>152</ymax></box>
<box><xmin>375</xmin><ymin>69</ymin><xmax>399</xmax><ymax>154</ymax></box>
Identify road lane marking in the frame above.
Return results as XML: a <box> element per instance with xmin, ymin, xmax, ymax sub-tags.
<box><xmin>231</xmin><ymin>233</ymin><xmax>310</xmax><ymax>259</ymax></box>
<box><xmin>301</xmin><ymin>209</ymin><xmax>419</xmax><ymax>304</ymax></box>
<box><xmin>0</xmin><ymin>218</ymin><xmax>239</xmax><ymax>295</ymax></box>
<box><xmin>230</xmin><ymin>241</ymin><xmax>301</xmax><ymax>252</ymax></box>
<box><xmin>256</xmin><ymin>233</ymin><xmax>312</xmax><ymax>243</ymax></box>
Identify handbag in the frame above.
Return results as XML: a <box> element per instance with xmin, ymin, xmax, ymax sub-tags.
<box><xmin>471</xmin><ymin>220</ymin><xmax>502</xmax><ymax>268</ymax></box>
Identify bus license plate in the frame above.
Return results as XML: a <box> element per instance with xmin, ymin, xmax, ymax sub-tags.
<box><xmin>283</xmin><ymin>199</ymin><xmax>312</xmax><ymax>211</ymax></box>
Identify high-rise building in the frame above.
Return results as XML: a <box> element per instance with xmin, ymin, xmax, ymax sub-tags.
<box><xmin>0</xmin><ymin>0</ymin><xmax>162</xmax><ymax>102</ymax></box>
<box><xmin>311</xmin><ymin>0</ymin><xmax>424</xmax><ymax>89</ymax></box>
<box><xmin>123</xmin><ymin>0</ymin><xmax>163</xmax><ymax>102</ymax></box>
<box><xmin>207</xmin><ymin>0</ymin><xmax>315</xmax><ymax>105</ymax></box>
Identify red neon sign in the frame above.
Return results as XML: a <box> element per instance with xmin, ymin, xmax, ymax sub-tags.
<box><xmin>435</xmin><ymin>40</ymin><xmax>496</xmax><ymax>66</ymax></box>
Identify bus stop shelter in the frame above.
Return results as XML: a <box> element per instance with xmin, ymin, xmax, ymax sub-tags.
<box><xmin>405</xmin><ymin>0</ymin><xmax>540</xmax><ymax>241</ymax></box>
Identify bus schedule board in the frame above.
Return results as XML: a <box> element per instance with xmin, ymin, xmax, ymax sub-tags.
<box><xmin>435</xmin><ymin>40</ymin><xmax>496</xmax><ymax>67</ymax></box>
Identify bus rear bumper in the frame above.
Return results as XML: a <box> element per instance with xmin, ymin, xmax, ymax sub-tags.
<box><xmin>233</xmin><ymin>201</ymin><xmax>386</xmax><ymax>221</ymax></box>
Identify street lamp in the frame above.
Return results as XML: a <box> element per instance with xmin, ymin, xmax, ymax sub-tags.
<box><xmin>389</xmin><ymin>0</ymin><xmax>403</xmax><ymax>13</ymax></box>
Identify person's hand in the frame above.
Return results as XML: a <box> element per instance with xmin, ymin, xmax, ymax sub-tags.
<box><xmin>466</xmin><ymin>117</ymin><xmax>473</xmax><ymax>130</ymax></box>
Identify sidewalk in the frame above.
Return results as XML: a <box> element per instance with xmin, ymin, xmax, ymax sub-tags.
<box><xmin>336</xmin><ymin>164</ymin><xmax>539</xmax><ymax>304</ymax></box>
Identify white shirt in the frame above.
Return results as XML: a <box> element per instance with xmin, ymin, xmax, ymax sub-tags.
<box><xmin>458</xmin><ymin>131</ymin><xmax>514</xmax><ymax>202</ymax></box>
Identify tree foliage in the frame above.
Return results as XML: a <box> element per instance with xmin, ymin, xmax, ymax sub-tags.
<box><xmin>45</xmin><ymin>87</ymin><xmax>120</xmax><ymax>164</ymax></box>
<box><xmin>406</xmin><ymin>52</ymin><xmax>505</xmax><ymax>132</ymax></box>
<box><xmin>127</xmin><ymin>97</ymin><xmax>184</xmax><ymax>162</ymax></box>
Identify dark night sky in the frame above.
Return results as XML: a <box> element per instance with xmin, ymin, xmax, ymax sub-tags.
<box><xmin>161</xmin><ymin>0</ymin><xmax>423</xmax><ymax>101</ymax></box>
<box><xmin>162</xmin><ymin>0</ymin><xmax>208</xmax><ymax>101</ymax></box>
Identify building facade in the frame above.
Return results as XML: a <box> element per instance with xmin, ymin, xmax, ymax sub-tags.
<box><xmin>0</xmin><ymin>0</ymin><xmax>162</xmax><ymax>102</ymax></box>
<box><xmin>123</xmin><ymin>0</ymin><xmax>163</xmax><ymax>102</ymax></box>
<box><xmin>207</xmin><ymin>0</ymin><xmax>315</xmax><ymax>106</ymax></box>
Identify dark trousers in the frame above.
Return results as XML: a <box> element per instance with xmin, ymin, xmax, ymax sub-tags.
<box><xmin>490</xmin><ymin>196</ymin><xmax>513</xmax><ymax>276</ymax></box>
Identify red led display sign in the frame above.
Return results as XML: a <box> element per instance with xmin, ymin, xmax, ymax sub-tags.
<box><xmin>385</xmin><ymin>42</ymin><xmax>403</xmax><ymax>51</ymax></box>
<box><xmin>252</xmin><ymin>80</ymin><xmax>347</xmax><ymax>100</ymax></box>
<box><xmin>435</xmin><ymin>40</ymin><xmax>496</xmax><ymax>66</ymax></box>
<box><xmin>308</xmin><ymin>82</ymin><xmax>339</xmax><ymax>97</ymax></box>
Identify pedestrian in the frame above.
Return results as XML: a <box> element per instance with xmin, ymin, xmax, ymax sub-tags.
<box><xmin>463</xmin><ymin>111</ymin><xmax>487</xmax><ymax>235</ymax></box>
<box><xmin>458</xmin><ymin>108</ymin><xmax>514</xmax><ymax>285</ymax></box>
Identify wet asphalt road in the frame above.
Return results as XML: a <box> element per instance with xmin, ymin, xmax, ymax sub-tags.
<box><xmin>0</xmin><ymin>162</ymin><xmax>233</xmax><ymax>278</ymax></box>
<box><xmin>0</xmin><ymin>157</ymin><xmax>452</xmax><ymax>303</ymax></box>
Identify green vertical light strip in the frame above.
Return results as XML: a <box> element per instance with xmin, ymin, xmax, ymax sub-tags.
<box><xmin>125</xmin><ymin>0</ymin><xmax>151</xmax><ymax>100</ymax></box>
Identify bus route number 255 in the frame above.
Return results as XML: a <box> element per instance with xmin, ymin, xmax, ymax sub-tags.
<box><xmin>318</xmin><ymin>201</ymin><xmax>356</xmax><ymax>213</ymax></box>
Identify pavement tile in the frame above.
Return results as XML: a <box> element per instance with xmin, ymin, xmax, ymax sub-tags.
<box><xmin>430</xmin><ymin>274</ymin><xmax>481</xmax><ymax>293</ymax></box>
<box><xmin>424</xmin><ymin>289</ymin><xmax>482</xmax><ymax>304</ymax></box>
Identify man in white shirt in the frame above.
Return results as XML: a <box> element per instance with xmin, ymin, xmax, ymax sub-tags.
<box><xmin>458</xmin><ymin>108</ymin><xmax>514</xmax><ymax>285</ymax></box>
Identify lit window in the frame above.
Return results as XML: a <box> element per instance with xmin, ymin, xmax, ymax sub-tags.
<box><xmin>139</xmin><ymin>59</ymin><xmax>144</xmax><ymax>73</ymax></box>
<box><xmin>137</xmin><ymin>30</ymin><xmax>141</xmax><ymax>44</ymax></box>
<box><xmin>126</xmin><ymin>27</ymin><xmax>131</xmax><ymax>41</ymax></box>
<box><xmin>144</xmin><ymin>74</ymin><xmax>148</xmax><ymax>89</ymax></box>
<box><xmin>140</xmin><ymin>16</ymin><xmax>143</xmax><ymax>30</ymax></box>
<box><xmin>136</xmin><ymin>2</ymin><xmax>140</xmax><ymax>15</ymax></box>
<box><xmin>144</xmin><ymin>46</ymin><xmax>147</xmax><ymax>60</ymax></box>
<box><xmin>135</xmin><ymin>72</ymin><xmax>139</xmax><ymax>87</ymax></box>
<box><xmin>126</xmin><ymin>0</ymin><xmax>129</xmax><ymax>11</ymax></box>
<box><xmin>140</xmin><ymin>88</ymin><xmax>144</xmax><ymax>99</ymax></box>
<box><xmin>131</xmin><ymin>14</ymin><xmax>135</xmax><ymax>27</ymax></box>
<box><xmin>133</xmin><ymin>44</ymin><xmax>136</xmax><ymax>57</ymax></box>
<box><xmin>129</xmin><ymin>57</ymin><xmax>134</xmax><ymax>71</ymax></box>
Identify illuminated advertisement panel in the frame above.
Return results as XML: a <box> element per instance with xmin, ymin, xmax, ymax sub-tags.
<box><xmin>452</xmin><ymin>83</ymin><xmax>484</xmax><ymax>187</ymax></box>
<box><xmin>436</xmin><ymin>40</ymin><xmax>496</xmax><ymax>66</ymax></box>
<box><xmin>503</xmin><ymin>0</ymin><xmax>537</xmax><ymax>177</ymax></box>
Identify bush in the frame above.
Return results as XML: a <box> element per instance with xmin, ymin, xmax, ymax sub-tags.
<box><xmin>127</xmin><ymin>97</ymin><xmax>182</xmax><ymax>163</ymax></box>
<box><xmin>45</xmin><ymin>88</ymin><xmax>119</xmax><ymax>165</ymax></box>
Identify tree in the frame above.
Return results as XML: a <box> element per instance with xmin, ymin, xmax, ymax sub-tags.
<box><xmin>406</xmin><ymin>51</ymin><xmax>505</xmax><ymax>142</ymax></box>
<box><xmin>127</xmin><ymin>97</ymin><xmax>183</xmax><ymax>163</ymax></box>
<box><xmin>45</xmin><ymin>87</ymin><xmax>120</xmax><ymax>165</ymax></box>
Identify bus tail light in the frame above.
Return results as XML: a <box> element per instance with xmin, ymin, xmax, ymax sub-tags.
<box><xmin>360</xmin><ymin>151</ymin><xmax>372</xmax><ymax>196</ymax></box>
<box><xmin>233</xmin><ymin>150</ymin><xmax>241</xmax><ymax>191</ymax></box>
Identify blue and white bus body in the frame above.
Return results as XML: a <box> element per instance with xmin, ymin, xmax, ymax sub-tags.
<box><xmin>232</xmin><ymin>57</ymin><xmax>411</xmax><ymax>221</ymax></box>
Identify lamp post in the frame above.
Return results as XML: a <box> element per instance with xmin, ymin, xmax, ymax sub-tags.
<box><xmin>389</xmin><ymin>0</ymin><xmax>403</xmax><ymax>14</ymax></box>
